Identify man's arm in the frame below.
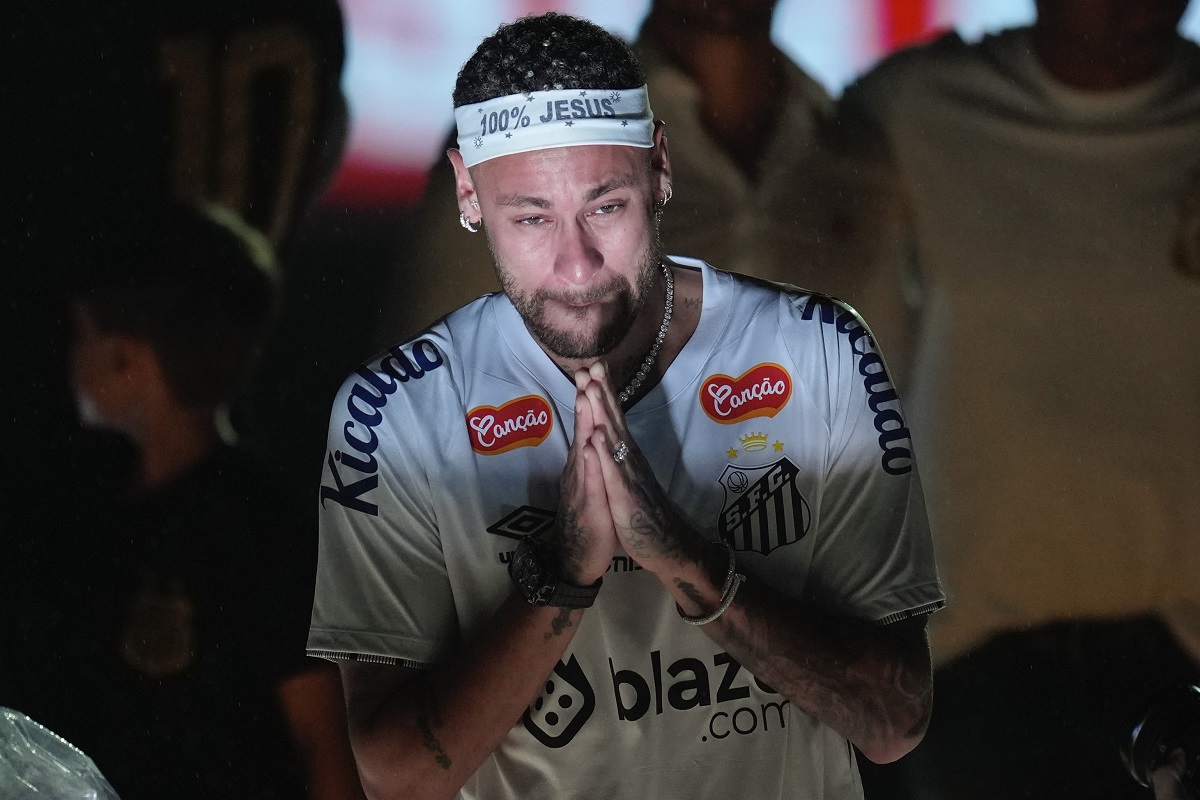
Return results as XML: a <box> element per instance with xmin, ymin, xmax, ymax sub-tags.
<box><xmin>665</xmin><ymin>541</ymin><xmax>932</xmax><ymax>764</ymax></box>
<box><xmin>277</xmin><ymin>661</ymin><xmax>367</xmax><ymax>800</ymax></box>
<box><xmin>331</xmin><ymin>376</ymin><xmax>619</xmax><ymax>800</ymax></box>
<box><xmin>577</xmin><ymin>361</ymin><xmax>933</xmax><ymax>764</ymax></box>
<box><xmin>338</xmin><ymin>596</ymin><xmax>586</xmax><ymax>800</ymax></box>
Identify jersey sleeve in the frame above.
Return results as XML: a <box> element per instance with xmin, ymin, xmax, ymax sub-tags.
<box><xmin>784</xmin><ymin>293</ymin><xmax>944</xmax><ymax>624</ymax></box>
<box><xmin>307</xmin><ymin>341</ymin><xmax>459</xmax><ymax>667</ymax></box>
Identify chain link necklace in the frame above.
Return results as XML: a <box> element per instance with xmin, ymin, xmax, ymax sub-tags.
<box><xmin>617</xmin><ymin>262</ymin><xmax>674</xmax><ymax>406</ymax></box>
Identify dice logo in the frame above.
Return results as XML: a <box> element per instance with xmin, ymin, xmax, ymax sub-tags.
<box><xmin>523</xmin><ymin>655</ymin><xmax>595</xmax><ymax>748</ymax></box>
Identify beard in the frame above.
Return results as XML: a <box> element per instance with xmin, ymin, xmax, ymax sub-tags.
<box><xmin>493</xmin><ymin>232</ymin><xmax>663</xmax><ymax>361</ymax></box>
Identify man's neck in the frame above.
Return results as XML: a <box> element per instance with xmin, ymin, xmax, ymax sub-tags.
<box><xmin>1030</xmin><ymin>22</ymin><xmax>1177</xmax><ymax>91</ymax></box>
<box><xmin>135</xmin><ymin>405</ymin><xmax>221</xmax><ymax>490</ymax></box>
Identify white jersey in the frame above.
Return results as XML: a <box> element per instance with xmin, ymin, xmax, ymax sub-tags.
<box><xmin>309</xmin><ymin>259</ymin><xmax>943</xmax><ymax>800</ymax></box>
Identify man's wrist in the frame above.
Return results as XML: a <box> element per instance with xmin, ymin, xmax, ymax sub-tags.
<box><xmin>509</xmin><ymin>535</ymin><xmax>602</xmax><ymax>609</ymax></box>
<box><xmin>676</xmin><ymin>541</ymin><xmax>745</xmax><ymax>625</ymax></box>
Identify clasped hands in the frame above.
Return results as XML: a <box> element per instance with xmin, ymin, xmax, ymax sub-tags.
<box><xmin>551</xmin><ymin>362</ymin><xmax>697</xmax><ymax>588</ymax></box>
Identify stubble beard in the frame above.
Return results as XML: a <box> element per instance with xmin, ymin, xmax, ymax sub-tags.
<box><xmin>493</xmin><ymin>232</ymin><xmax>663</xmax><ymax>361</ymax></box>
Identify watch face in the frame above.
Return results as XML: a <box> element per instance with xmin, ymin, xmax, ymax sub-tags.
<box><xmin>511</xmin><ymin>538</ymin><xmax>555</xmax><ymax>605</ymax></box>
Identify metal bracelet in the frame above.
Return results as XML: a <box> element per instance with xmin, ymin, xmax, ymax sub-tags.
<box><xmin>677</xmin><ymin>541</ymin><xmax>745</xmax><ymax>626</ymax></box>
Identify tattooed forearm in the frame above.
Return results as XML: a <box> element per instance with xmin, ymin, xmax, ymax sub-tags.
<box><xmin>545</xmin><ymin>607</ymin><xmax>575</xmax><ymax>640</ymax></box>
<box><xmin>710</xmin><ymin>586</ymin><xmax>931</xmax><ymax>760</ymax></box>
<box><xmin>415</xmin><ymin>693</ymin><xmax>452</xmax><ymax>771</ymax></box>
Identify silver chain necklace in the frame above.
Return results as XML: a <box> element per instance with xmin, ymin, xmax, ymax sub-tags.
<box><xmin>617</xmin><ymin>262</ymin><xmax>674</xmax><ymax>406</ymax></box>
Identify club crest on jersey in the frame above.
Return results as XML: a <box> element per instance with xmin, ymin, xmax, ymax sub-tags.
<box><xmin>717</xmin><ymin>458</ymin><xmax>810</xmax><ymax>556</ymax></box>
<box><xmin>467</xmin><ymin>395</ymin><xmax>554</xmax><ymax>455</ymax></box>
<box><xmin>701</xmin><ymin>363</ymin><xmax>792</xmax><ymax>424</ymax></box>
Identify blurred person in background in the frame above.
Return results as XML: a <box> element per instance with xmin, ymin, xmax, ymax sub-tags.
<box><xmin>823</xmin><ymin>0</ymin><xmax>1200</xmax><ymax>797</ymax></box>
<box><xmin>5</xmin><ymin>203</ymin><xmax>362</xmax><ymax>800</ymax></box>
<box><xmin>5</xmin><ymin>0</ymin><xmax>349</xmax><ymax>554</ymax></box>
<box><xmin>3</xmin><ymin>3</ymin><xmax>355</xmax><ymax>790</ymax></box>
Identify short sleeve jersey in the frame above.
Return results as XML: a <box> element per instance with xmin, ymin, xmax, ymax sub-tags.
<box><xmin>310</xmin><ymin>259</ymin><xmax>944</xmax><ymax>800</ymax></box>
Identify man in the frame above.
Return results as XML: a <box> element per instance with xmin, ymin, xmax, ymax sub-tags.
<box><xmin>376</xmin><ymin>0</ymin><xmax>844</xmax><ymax>347</ymax></box>
<box><xmin>4</xmin><ymin>3</ymin><xmax>355</xmax><ymax>792</ymax></box>
<box><xmin>6</xmin><ymin>204</ymin><xmax>361</xmax><ymax>799</ymax></box>
<box><xmin>4</xmin><ymin>0</ymin><xmax>348</xmax><ymax>548</ymax></box>
<box><xmin>311</xmin><ymin>13</ymin><xmax>943</xmax><ymax>799</ymax></box>
<box><xmin>828</xmin><ymin>0</ymin><xmax>1200</xmax><ymax>797</ymax></box>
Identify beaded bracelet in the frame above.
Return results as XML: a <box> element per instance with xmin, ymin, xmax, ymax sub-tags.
<box><xmin>677</xmin><ymin>541</ymin><xmax>746</xmax><ymax>626</ymax></box>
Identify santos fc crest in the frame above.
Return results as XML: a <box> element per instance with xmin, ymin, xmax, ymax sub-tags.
<box><xmin>717</xmin><ymin>458</ymin><xmax>810</xmax><ymax>555</ymax></box>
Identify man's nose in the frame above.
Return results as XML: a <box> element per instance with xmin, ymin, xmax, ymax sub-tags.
<box><xmin>552</xmin><ymin>218</ymin><xmax>603</xmax><ymax>285</ymax></box>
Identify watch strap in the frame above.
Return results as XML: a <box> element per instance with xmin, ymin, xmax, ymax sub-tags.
<box><xmin>510</xmin><ymin>535</ymin><xmax>601</xmax><ymax>609</ymax></box>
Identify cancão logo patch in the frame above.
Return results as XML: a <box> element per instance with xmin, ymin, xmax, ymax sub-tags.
<box><xmin>467</xmin><ymin>395</ymin><xmax>554</xmax><ymax>455</ymax></box>
<box><xmin>700</xmin><ymin>363</ymin><xmax>792</xmax><ymax>424</ymax></box>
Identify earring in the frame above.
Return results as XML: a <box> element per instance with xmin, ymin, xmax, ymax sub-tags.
<box><xmin>459</xmin><ymin>212</ymin><xmax>479</xmax><ymax>233</ymax></box>
<box><xmin>657</xmin><ymin>183</ymin><xmax>673</xmax><ymax>210</ymax></box>
<box><xmin>470</xmin><ymin>199</ymin><xmax>479</xmax><ymax>210</ymax></box>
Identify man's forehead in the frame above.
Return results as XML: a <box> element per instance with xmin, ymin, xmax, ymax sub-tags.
<box><xmin>471</xmin><ymin>144</ymin><xmax>650</xmax><ymax>203</ymax></box>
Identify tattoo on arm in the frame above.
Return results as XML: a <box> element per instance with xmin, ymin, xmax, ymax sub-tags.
<box><xmin>715</xmin><ymin>592</ymin><xmax>932</xmax><ymax>751</ymax></box>
<box><xmin>674</xmin><ymin>578</ymin><xmax>705</xmax><ymax>608</ymax></box>
<box><xmin>545</xmin><ymin>607</ymin><xmax>575</xmax><ymax>640</ymax></box>
<box><xmin>416</xmin><ymin>690</ymin><xmax>452</xmax><ymax>771</ymax></box>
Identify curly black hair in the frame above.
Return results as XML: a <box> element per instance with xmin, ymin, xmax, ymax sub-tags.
<box><xmin>453</xmin><ymin>12</ymin><xmax>645</xmax><ymax>108</ymax></box>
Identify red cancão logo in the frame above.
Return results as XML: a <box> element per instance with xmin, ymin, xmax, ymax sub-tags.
<box><xmin>467</xmin><ymin>395</ymin><xmax>554</xmax><ymax>455</ymax></box>
<box><xmin>700</xmin><ymin>363</ymin><xmax>792</xmax><ymax>424</ymax></box>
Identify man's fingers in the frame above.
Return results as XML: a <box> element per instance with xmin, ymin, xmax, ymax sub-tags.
<box><xmin>591</xmin><ymin>428</ymin><xmax>636</xmax><ymax>516</ymax></box>
<box><xmin>573</xmin><ymin>387</ymin><xmax>595</xmax><ymax>447</ymax></box>
<box><xmin>583</xmin><ymin>377</ymin><xmax>630</xmax><ymax>450</ymax></box>
<box><xmin>581</xmin><ymin>439</ymin><xmax>610</xmax><ymax>506</ymax></box>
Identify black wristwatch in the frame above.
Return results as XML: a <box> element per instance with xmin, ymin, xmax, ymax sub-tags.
<box><xmin>508</xmin><ymin>535</ymin><xmax>602</xmax><ymax>609</ymax></box>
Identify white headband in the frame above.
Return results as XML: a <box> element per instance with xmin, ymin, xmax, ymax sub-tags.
<box><xmin>454</xmin><ymin>85</ymin><xmax>654</xmax><ymax>167</ymax></box>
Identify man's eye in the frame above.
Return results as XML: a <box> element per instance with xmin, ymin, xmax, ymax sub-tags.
<box><xmin>517</xmin><ymin>216</ymin><xmax>546</xmax><ymax>226</ymax></box>
<box><xmin>594</xmin><ymin>203</ymin><xmax>623</xmax><ymax>216</ymax></box>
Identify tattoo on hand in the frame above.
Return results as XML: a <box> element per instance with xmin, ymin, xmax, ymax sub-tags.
<box><xmin>416</xmin><ymin>692</ymin><xmax>452</xmax><ymax>771</ymax></box>
<box><xmin>556</xmin><ymin>507</ymin><xmax>590</xmax><ymax>578</ymax></box>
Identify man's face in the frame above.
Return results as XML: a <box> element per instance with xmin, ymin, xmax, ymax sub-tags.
<box><xmin>467</xmin><ymin>143</ymin><xmax>664</xmax><ymax>360</ymax></box>
<box><xmin>69</xmin><ymin>303</ymin><xmax>129</xmax><ymax>432</ymax></box>
<box><xmin>1035</xmin><ymin>0</ymin><xmax>1188</xmax><ymax>60</ymax></box>
<box><xmin>652</xmin><ymin>0</ymin><xmax>779</xmax><ymax>35</ymax></box>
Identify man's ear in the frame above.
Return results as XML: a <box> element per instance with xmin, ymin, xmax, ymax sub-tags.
<box><xmin>446</xmin><ymin>148</ymin><xmax>481</xmax><ymax>227</ymax></box>
<box><xmin>650</xmin><ymin>120</ymin><xmax>673</xmax><ymax>204</ymax></box>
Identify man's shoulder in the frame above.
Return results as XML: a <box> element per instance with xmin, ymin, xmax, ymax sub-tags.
<box><xmin>693</xmin><ymin>260</ymin><xmax>863</xmax><ymax>359</ymax></box>
<box><xmin>702</xmin><ymin>259</ymin><xmax>843</xmax><ymax>315</ymax></box>
<box><xmin>842</xmin><ymin>28</ymin><xmax>1027</xmax><ymax>119</ymax></box>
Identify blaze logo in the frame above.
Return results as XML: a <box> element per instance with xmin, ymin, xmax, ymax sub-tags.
<box><xmin>523</xmin><ymin>651</ymin><xmax>788</xmax><ymax>749</ymax></box>
<box><xmin>700</xmin><ymin>363</ymin><xmax>792</xmax><ymax>424</ymax></box>
<box><xmin>467</xmin><ymin>395</ymin><xmax>554</xmax><ymax>455</ymax></box>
